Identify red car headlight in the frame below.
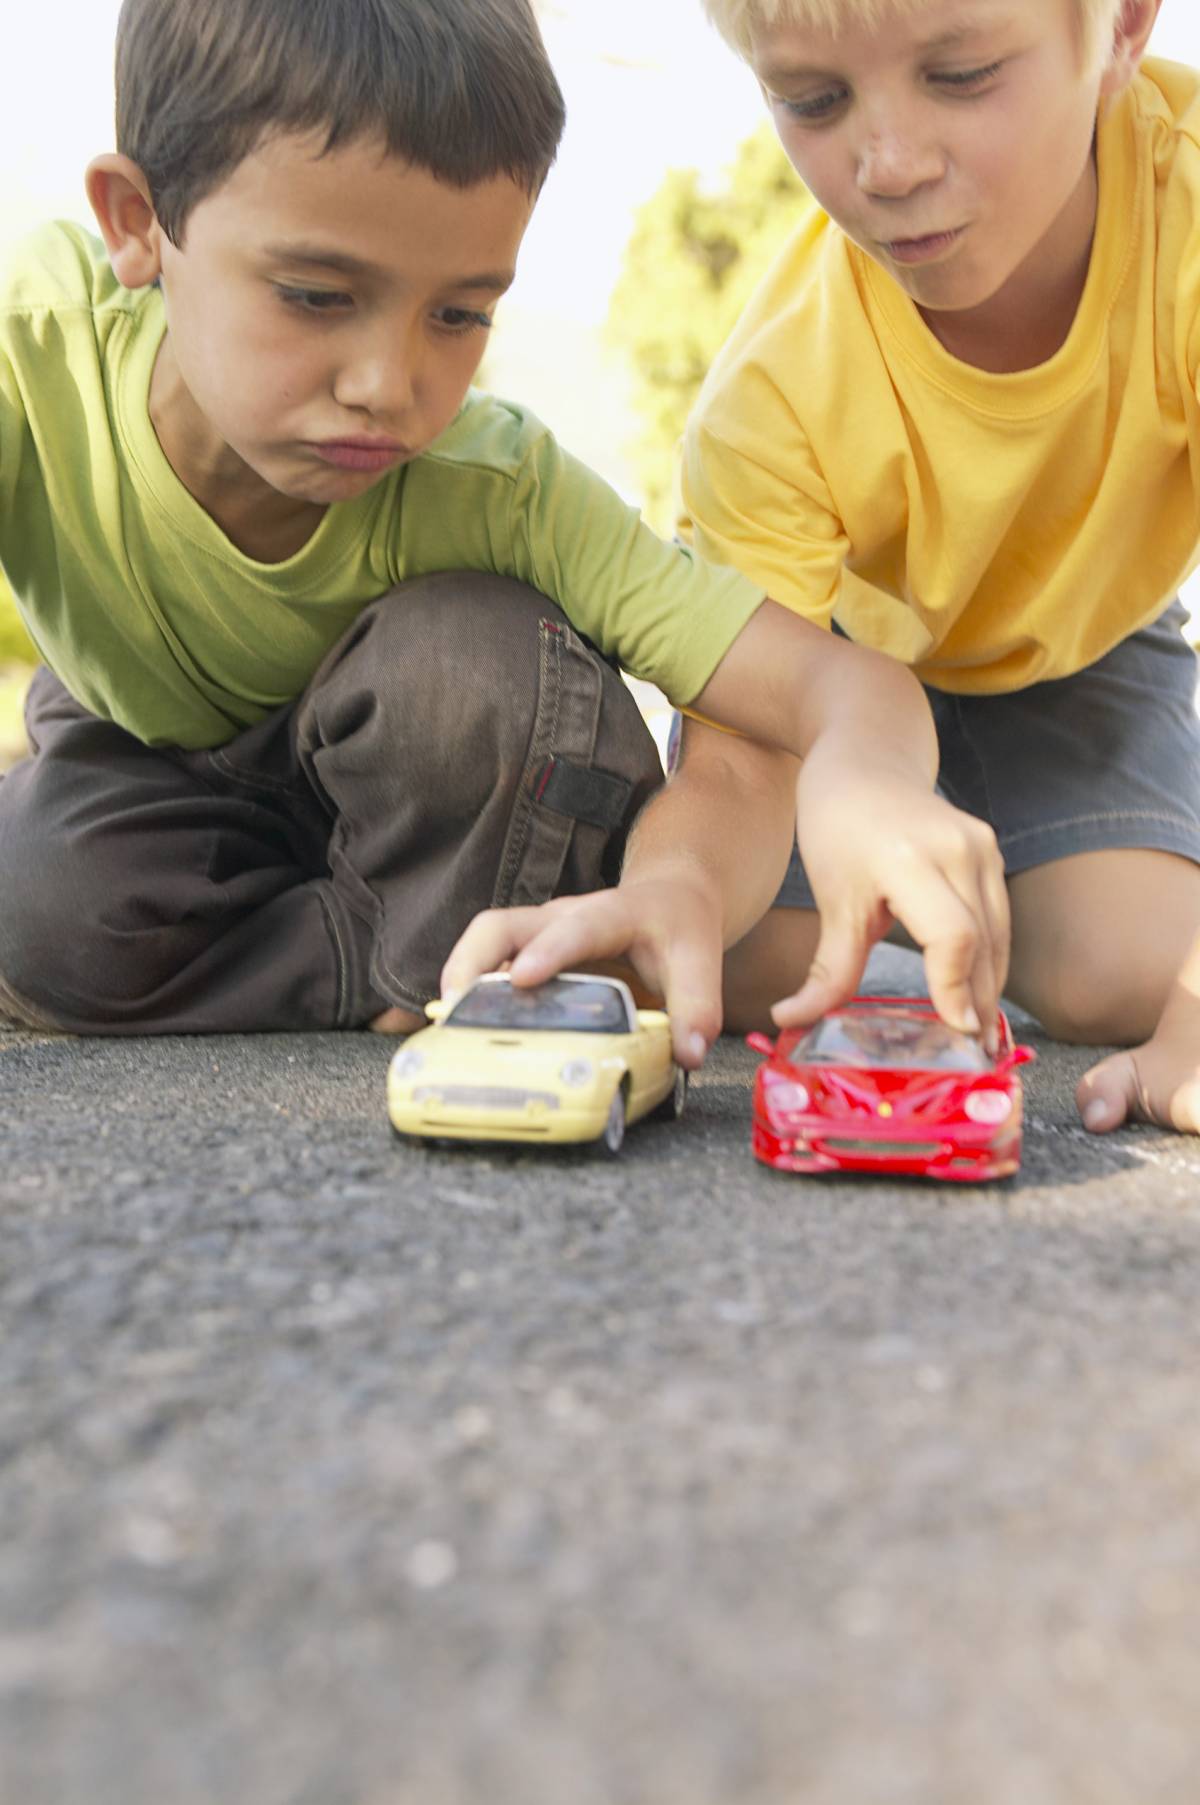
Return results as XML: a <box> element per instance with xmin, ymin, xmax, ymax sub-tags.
<box><xmin>964</xmin><ymin>1088</ymin><xmax>1013</xmax><ymax>1125</ymax></box>
<box><xmin>766</xmin><ymin>1080</ymin><xmax>811</xmax><ymax>1114</ymax></box>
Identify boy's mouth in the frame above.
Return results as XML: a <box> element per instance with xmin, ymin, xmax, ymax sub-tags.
<box><xmin>309</xmin><ymin>438</ymin><xmax>412</xmax><ymax>473</ymax></box>
<box><xmin>882</xmin><ymin>227</ymin><xmax>965</xmax><ymax>266</ymax></box>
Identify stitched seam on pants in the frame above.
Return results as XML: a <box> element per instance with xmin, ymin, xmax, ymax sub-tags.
<box><xmin>207</xmin><ymin>747</ymin><xmax>305</xmax><ymax>798</ymax></box>
<box><xmin>368</xmin><ymin>945</ymin><xmax>429</xmax><ymax>1016</ymax></box>
<box><xmin>1001</xmin><ymin>807</ymin><xmax>1200</xmax><ymax>844</ymax></box>
<box><xmin>493</xmin><ymin>619</ymin><xmax>565</xmax><ymax>907</ymax></box>
<box><xmin>313</xmin><ymin>885</ymin><xmax>349</xmax><ymax>1027</ymax></box>
<box><xmin>319</xmin><ymin>823</ymin><xmax>431</xmax><ymax>1015</ymax></box>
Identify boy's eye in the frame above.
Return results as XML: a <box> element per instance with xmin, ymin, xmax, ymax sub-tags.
<box><xmin>435</xmin><ymin>307</ymin><xmax>495</xmax><ymax>335</ymax></box>
<box><xmin>778</xmin><ymin>85</ymin><xmax>848</xmax><ymax>123</ymax></box>
<box><xmin>930</xmin><ymin>60</ymin><xmax>1004</xmax><ymax>92</ymax></box>
<box><xmin>274</xmin><ymin>285</ymin><xmax>354</xmax><ymax>313</ymax></box>
<box><xmin>774</xmin><ymin>57</ymin><xmax>1003</xmax><ymax>123</ymax></box>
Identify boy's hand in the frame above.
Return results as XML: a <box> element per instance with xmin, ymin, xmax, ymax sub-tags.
<box><xmin>693</xmin><ymin>600</ymin><xmax>1009</xmax><ymax>1041</ymax></box>
<box><xmin>772</xmin><ymin>763</ymin><xmax>1010</xmax><ymax>1044</ymax></box>
<box><xmin>441</xmin><ymin>873</ymin><xmax>725</xmax><ymax>1070</ymax></box>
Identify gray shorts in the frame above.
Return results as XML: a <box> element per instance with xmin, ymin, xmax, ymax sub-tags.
<box><xmin>776</xmin><ymin>598</ymin><xmax>1200</xmax><ymax>909</ymax></box>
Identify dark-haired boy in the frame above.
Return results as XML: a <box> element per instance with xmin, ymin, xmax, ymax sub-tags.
<box><xmin>0</xmin><ymin>0</ymin><xmax>1005</xmax><ymax>1053</ymax></box>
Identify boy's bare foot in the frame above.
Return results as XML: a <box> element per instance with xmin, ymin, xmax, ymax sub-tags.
<box><xmin>1077</xmin><ymin>1038</ymin><xmax>1200</xmax><ymax>1135</ymax></box>
<box><xmin>368</xmin><ymin>1006</ymin><xmax>425</xmax><ymax>1035</ymax></box>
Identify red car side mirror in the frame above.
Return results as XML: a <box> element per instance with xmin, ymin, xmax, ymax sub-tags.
<box><xmin>997</xmin><ymin>1045</ymin><xmax>1037</xmax><ymax>1073</ymax></box>
<box><xmin>745</xmin><ymin>1031</ymin><xmax>776</xmax><ymax>1057</ymax></box>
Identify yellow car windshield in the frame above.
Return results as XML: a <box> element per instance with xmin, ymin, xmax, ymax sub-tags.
<box><xmin>446</xmin><ymin>978</ymin><xmax>632</xmax><ymax>1035</ymax></box>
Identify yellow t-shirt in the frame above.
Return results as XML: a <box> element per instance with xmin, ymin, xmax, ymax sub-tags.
<box><xmin>681</xmin><ymin>59</ymin><xmax>1200</xmax><ymax>694</ymax></box>
<box><xmin>0</xmin><ymin>224</ymin><xmax>764</xmax><ymax>748</ymax></box>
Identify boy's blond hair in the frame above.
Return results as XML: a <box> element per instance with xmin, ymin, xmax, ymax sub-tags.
<box><xmin>702</xmin><ymin>0</ymin><xmax>1125</xmax><ymax>75</ymax></box>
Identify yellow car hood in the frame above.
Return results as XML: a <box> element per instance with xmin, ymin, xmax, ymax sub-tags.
<box><xmin>408</xmin><ymin>1025</ymin><xmax>627</xmax><ymax>1085</ymax></box>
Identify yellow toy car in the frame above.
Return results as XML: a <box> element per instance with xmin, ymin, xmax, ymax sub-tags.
<box><xmin>386</xmin><ymin>972</ymin><xmax>685</xmax><ymax>1155</ymax></box>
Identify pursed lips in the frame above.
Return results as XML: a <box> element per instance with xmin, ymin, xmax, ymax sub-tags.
<box><xmin>883</xmin><ymin>224</ymin><xmax>960</xmax><ymax>243</ymax></box>
<box><xmin>308</xmin><ymin>436</ymin><xmax>413</xmax><ymax>470</ymax></box>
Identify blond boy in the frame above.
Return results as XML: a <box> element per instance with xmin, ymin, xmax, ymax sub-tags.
<box><xmin>452</xmin><ymin>0</ymin><xmax>1200</xmax><ymax>1136</ymax></box>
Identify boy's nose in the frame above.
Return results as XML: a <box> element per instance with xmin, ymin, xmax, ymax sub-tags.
<box><xmin>334</xmin><ymin>349</ymin><xmax>418</xmax><ymax>422</ymax></box>
<box><xmin>856</xmin><ymin>127</ymin><xmax>944</xmax><ymax>199</ymax></box>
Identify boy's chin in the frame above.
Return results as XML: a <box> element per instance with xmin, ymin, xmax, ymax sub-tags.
<box><xmin>265</xmin><ymin>459</ymin><xmax>402</xmax><ymax>506</ymax></box>
<box><xmin>887</xmin><ymin>265</ymin><xmax>996</xmax><ymax>316</ymax></box>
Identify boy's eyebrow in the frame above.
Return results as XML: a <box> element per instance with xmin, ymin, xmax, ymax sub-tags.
<box><xmin>758</xmin><ymin>12</ymin><xmax>1017</xmax><ymax>82</ymax></box>
<box><xmin>261</xmin><ymin>243</ymin><xmax>515</xmax><ymax>292</ymax></box>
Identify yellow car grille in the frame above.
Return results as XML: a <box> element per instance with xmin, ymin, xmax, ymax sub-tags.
<box><xmin>412</xmin><ymin>1085</ymin><xmax>561</xmax><ymax>1111</ymax></box>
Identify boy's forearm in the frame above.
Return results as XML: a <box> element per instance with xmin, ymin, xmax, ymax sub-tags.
<box><xmin>620</xmin><ymin>723</ymin><xmax>798</xmax><ymax>948</ymax></box>
<box><xmin>691</xmin><ymin>597</ymin><xmax>938</xmax><ymax>781</ymax></box>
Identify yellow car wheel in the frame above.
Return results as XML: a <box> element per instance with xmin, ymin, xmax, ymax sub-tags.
<box><xmin>651</xmin><ymin>1068</ymin><xmax>688</xmax><ymax>1123</ymax></box>
<box><xmin>594</xmin><ymin>1086</ymin><xmax>627</xmax><ymax>1158</ymax></box>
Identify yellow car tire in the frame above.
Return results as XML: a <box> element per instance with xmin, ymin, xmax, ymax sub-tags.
<box><xmin>650</xmin><ymin>1068</ymin><xmax>688</xmax><ymax>1123</ymax></box>
<box><xmin>594</xmin><ymin>1086</ymin><xmax>627</xmax><ymax>1158</ymax></box>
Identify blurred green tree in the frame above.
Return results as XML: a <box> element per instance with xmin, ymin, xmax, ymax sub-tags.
<box><xmin>0</xmin><ymin>572</ymin><xmax>35</xmax><ymax>665</ymax></box>
<box><xmin>606</xmin><ymin>123</ymin><xmax>800</xmax><ymax>533</ymax></box>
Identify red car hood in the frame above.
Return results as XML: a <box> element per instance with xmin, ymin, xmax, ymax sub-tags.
<box><xmin>791</xmin><ymin>1065</ymin><xmax>974</xmax><ymax>1122</ymax></box>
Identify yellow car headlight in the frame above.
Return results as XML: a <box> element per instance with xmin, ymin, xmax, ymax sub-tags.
<box><xmin>560</xmin><ymin>1058</ymin><xmax>595</xmax><ymax>1088</ymax></box>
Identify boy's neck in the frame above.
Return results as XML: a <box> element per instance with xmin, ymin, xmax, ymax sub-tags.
<box><xmin>149</xmin><ymin>335</ymin><xmax>328</xmax><ymax>564</ymax></box>
<box><xmin>917</xmin><ymin>147</ymin><xmax>1099</xmax><ymax>375</ymax></box>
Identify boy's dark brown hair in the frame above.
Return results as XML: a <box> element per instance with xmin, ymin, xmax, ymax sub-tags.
<box><xmin>115</xmin><ymin>0</ymin><xmax>567</xmax><ymax>244</ymax></box>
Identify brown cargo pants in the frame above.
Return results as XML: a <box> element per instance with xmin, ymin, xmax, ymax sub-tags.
<box><xmin>0</xmin><ymin>574</ymin><xmax>663</xmax><ymax>1033</ymax></box>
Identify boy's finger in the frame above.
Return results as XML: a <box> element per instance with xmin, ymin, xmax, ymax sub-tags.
<box><xmin>957</xmin><ymin>885</ymin><xmax>1002</xmax><ymax>1045</ymax></box>
<box><xmin>771</xmin><ymin>916</ymin><xmax>871</xmax><ymax>1029</ymax></box>
<box><xmin>440</xmin><ymin>903</ymin><xmax>567</xmax><ymax>995</ymax></box>
<box><xmin>656</xmin><ymin>931</ymin><xmax>724</xmax><ymax>1068</ymax></box>
<box><xmin>940</xmin><ymin>859</ymin><xmax>1011</xmax><ymax>1042</ymax></box>
<box><xmin>943</xmin><ymin>845</ymin><xmax>1010</xmax><ymax>1037</ymax></box>
<box><xmin>918</xmin><ymin>922</ymin><xmax>985</xmax><ymax>1036</ymax></box>
<box><xmin>506</xmin><ymin>897</ymin><xmax>640</xmax><ymax>985</ymax></box>
<box><xmin>981</xmin><ymin>855</ymin><xmax>1012</xmax><ymax>999</ymax></box>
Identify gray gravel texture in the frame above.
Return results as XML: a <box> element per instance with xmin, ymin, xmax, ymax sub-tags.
<box><xmin>4</xmin><ymin>949</ymin><xmax>1200</xmax><ymax>1805</ymax></box>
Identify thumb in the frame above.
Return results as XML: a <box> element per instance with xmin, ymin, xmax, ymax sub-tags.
<box><xmin>1076</xmin><ymin>1051</ymin><xmax>1140</xmax><ymax>1134</ymax></box>
<box><xmin>772</xmin><ymin>918</ymin><xmax>870</xmax><ymax>1030</ymax></box>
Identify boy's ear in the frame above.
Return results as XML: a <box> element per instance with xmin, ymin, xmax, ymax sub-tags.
<box><xmin>1099</xmin><ymin>0</ymin><xmax>1162</xmax><ymax>99</ymax></box>
<box><xmin>85</xmin><ymin>155</ymin><xmax>166</xmax><ymax>290</ymax></box>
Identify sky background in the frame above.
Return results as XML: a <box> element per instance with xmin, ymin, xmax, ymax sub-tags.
<box><xmin>4</xmin><ymin>0</ymin><xmax>1200</xmax><ymax>501</ymax></box>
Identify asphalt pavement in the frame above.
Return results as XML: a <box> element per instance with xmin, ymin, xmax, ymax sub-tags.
<box><xmin>5</xmin><ymin>948</ymin><xmax>1200</xmax><ymax>1805</ymax></box>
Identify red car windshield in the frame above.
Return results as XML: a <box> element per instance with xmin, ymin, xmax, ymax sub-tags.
<box><xmin>792</xmin><ymin>1012</ymin><xmax>990</xmax><ymax>1073</ymax></box>
<box><xmin>446</xmin><ymin>978</ymin><xmax>633</xmax><ymax>1034</ymax></box>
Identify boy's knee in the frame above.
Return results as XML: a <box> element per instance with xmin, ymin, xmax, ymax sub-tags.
<box><xmin>0</xmin><ymin>837</ymin><xmax>98</xmax><ymax>1022</ymax></box>
<box><xmin>302</xmin><ymin>572</ymin><xmax>664</xmax><ymax>893</ymax></box>
<box><xmin>0</xmin><ymin>817</ymin><xmax>194</xmax><ymax>1024</ymax></box>
<box><xmin>321</xmin><ymin>572</ymin><xmax>632</xmax><ymax>747</ymax></box>
<box><xmin>1015</xmin><ymin>948</ymin><xmax>1166</xmax><ymax>1047</ymax></box>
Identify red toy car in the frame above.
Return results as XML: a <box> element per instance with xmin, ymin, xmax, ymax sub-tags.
<box><xmin>747</xmin><ymin>997</ymin><xmax>1035</xmax><ymax>1182</ymax></box>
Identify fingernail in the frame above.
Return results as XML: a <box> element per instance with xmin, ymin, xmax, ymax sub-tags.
<box><xmin>1084</xmin><ymin>1100</ymin><xmax>1109</xmax><ymax>1131</ymax></box>
<box><xmin>686</xmin><ymin>1031</ymin><xmax>708</xmax><ymax>1063</ymax></box>
<box><xmin>961</xmin><ymin>1005</ymin><xmax>981</xmax><ymax>1034</ymax></box>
